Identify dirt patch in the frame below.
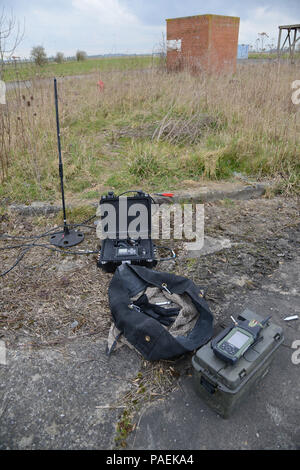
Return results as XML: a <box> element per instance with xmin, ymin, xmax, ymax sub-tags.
<box><xmin>174</xmin><ymin>196</ymin><xmax>300</xmax><ymax>322</ymax></box>
<box><xmin>0</xmin><ymin>195</ymin><xmax>299</xmax><ymax>348</ymax></box>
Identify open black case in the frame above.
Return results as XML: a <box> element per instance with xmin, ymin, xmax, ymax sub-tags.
<box><xmin>97</xmin><ymin>191</ymin><xmax>157</xmax><ymax>273</ymax></box>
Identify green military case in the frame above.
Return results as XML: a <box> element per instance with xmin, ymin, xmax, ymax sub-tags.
<box><xmin>192</xmin><ymin>309</ymin><xmax>284</xmax><ymax>418</ymax></box>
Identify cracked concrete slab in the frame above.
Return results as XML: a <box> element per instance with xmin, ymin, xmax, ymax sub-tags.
<box><xmin>126</xmin><ymin>257</ymin><xmax>300</xmax><ymax>450</ymax></box>
<box><xmin>186</xmin><ymin>235</ymin><xmax>232</xmax><ymax>258</ymax></box>
<box><xmin>6</xmin><ymin>181</ymin><xmax>270</xmax><ymax>218</ymax></box>
<box><xmin>170</xmin><ymin>182</ymin><xmax>267</xmax><ymax>204</ymax></box>
<box><xmin>0</xmin><ymin>338</ymin><xmax>141</xmax><ymax>450</ymax></box>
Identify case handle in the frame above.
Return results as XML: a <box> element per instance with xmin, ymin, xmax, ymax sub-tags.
<box><xmin>200</xmin><ymin>376</ymin><xmax>217</xmax><ymax>395</ymax></box>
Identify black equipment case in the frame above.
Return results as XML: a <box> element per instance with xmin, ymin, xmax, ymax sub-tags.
<box><xmin>97</xmin><ymin>191</ymin><xmax>156</xmax><ymax>272</ymax></box>
<box><xmin>192</xmin><ymin>309</ymin><xmax>284</xmax><ymax>418</ymax></box>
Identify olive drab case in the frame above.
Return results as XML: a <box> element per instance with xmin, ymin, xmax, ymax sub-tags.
<box><xmin>192</xmin><ymin>309</ymin><xmax>284</xmax><ymax>418</ymax></box>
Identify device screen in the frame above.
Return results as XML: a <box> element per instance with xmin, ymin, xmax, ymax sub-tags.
<box><xmin>117</xmin><ymin>247</ymin><xmax>137</xmax><ymax>256</ymax></box>
<box><xmin>228</xmin><ymin>331</ymin><xmax>249</xmax><ymax>348</ymax></box>
<box><xmin>118</xmin><ymin>248</ymin><xmax>129</xmax><ymax>256</ymax></box>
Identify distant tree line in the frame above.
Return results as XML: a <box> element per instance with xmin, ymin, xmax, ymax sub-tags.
<box><xmin>30</xmin><ymin>46</ymin><xmax>88</xmax><ymax>65</ymax></box>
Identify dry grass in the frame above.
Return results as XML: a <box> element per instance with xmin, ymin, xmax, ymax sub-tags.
<box><xmin>0</xmin><ymin>61</ymin><xmax>299</xmax><ymax>202</ymax></box>
<box><xmin>1</xmin><ymin>197</ymin><xmax>299</xmax><ymax>348</ymax></box>
<box><xmin>0</xmin><ymin>212</ymin><xmax>111</xmax><ymax>347</ymax></box>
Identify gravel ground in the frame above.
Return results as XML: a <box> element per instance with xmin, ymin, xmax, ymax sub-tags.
<box><xmin>174</xmin><ymin>196</ymin><xmax>300</xmax><ymax>322</ymax></box>
<box><xmin>0</xmin><ymin>195</ymin><xmax>299</xmax><ymax>348</ymax></box>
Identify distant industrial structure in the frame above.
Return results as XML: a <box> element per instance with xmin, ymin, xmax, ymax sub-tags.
<box><xmin>277</xmin><ymin>24</ymin><xmax>300</xmax><ymax>63</ymax></box>
<box><xmin>166</xmin><ymin>14</ymin><xmax>240</xmax><ymax>73</ymax></box>
<box><xmin>237</xmin><ymin>44</ymin><xmax>249</xmax><ymax>60</ymax></box>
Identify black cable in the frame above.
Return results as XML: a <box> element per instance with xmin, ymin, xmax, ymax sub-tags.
<box><xmin>0</xmin><ymin>225</ymin><xmax>65</xmax><ymax>241</ymax></box>
<box><xmin>155</xmin><ymin>245</ymin><xmax>176</xmax><ymax>262</ymax></box>
<box><xmin>0</xmin><ymin>247</ymin><xmax>31</xmax><ymax>277</ymax></box>
<box><xmin>116</xmin><ymin>190</ymin><xmax>158</xmax><ymax>216</ymax></box>
<box><xmin>72</xmin><ymin>214</ymin><xmax>96</xmax><ymax>228</ymax></box>
<box><xmin>21</xmin><ymin>253</ymin><xmax>54</xmax><ymax>270</ymax></box>
<box><xmin>0</xmin><ymin>204</ymin><xmax>177</xmax><ymax>276</ymax></box>
<box><xmin>0</xmin><ymin>216</ymin><xmax>98</xmax><ymax>276</ymax></box>
<box><xmin>0</xmin><ymin>242</ymin><xmax>98</xmax><ymax>254</ymax></box>
<box><xmin>117</xmin><ymin>190</ymin><xmax>156</xmax><ymax>205</ymax></box>
<box><xmin>117</xmin><ymin>190</ymin><xmax>140</xmax><ymax>197</ymax></box>
<box><xmin>36</xmin><ymin>244</ymin><xmax>99</xmax><ymax>255</ymax></box>
<box><xmin>0</xmin><ymin>242</ymin><xmax>49</xmax><ymax>250</ymax></box>
<box><xmin>0</xmin><ymin>247</ymin><xmax>98</xmax><ymax>277</ymax></box>
<box><xmin>0</xmin><ymin>214</ymin><xmax>97</xmax><ymax>243</ymax></box>
<box><xmin>0</xmin><ymin>238</ymin><xmax>98</xmax><ymax>277</ymax></box>
<box><xmin>72</xmin><ymin>224</ymin><xmax>96</xmax><ymax>230</ymax></box>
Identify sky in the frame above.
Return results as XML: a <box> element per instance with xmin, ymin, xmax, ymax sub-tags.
<box><xmin>3</xmin><ymin>0</ymin><xmax>300</xmax><ymax>58</ymax></box>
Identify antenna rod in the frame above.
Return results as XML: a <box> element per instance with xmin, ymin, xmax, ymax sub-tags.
<box><xmin>54</xmin><ymin>77</ymin><xmax>68</xmax><ymax>234</ymax></box>
<box><xmin>49</xmin><ymin>78</ymin><xmax>84</xmax><ymax>248</ymax></box>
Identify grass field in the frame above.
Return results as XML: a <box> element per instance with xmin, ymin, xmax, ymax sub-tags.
<box><xmin>2</xmin><ymin>55</ymin><xmax>157</xmax><ymax>82</ymax></box>
<box><xmin>248</xmin><ymin>52</ymin><xmax>300</xmax><ymax>60</ymax></box>
<box><xmin>0</xmin><ymin>59</ymin><xmax>299</xmax><ymax>204</ymax></box>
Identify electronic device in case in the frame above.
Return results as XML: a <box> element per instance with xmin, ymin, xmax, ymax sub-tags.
<box><xmin>97</xmin><ymin>190</ymin><xmax>157</xmax><ymax>272</ymax></box>
<box><xmin>192</xmin><ymin>309</ymin><xmax>284</xmax><ymax>418</ymax></box>
<box><xmin>211</xmin><ymin>314</ymin><xmax>272</xmax><ymax>365</ymax></box>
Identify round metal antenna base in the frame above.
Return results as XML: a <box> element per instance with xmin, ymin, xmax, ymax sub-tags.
<box><xmin>49</xmin><ymin>230</ymin><xmax>84</xmax><ymax>248</ymax></box>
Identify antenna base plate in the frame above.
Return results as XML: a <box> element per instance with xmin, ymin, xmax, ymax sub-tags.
<box><xmin>49</xmin><ymin>229</ymin><xmax>85</xmax><ymax>248</ymax></box>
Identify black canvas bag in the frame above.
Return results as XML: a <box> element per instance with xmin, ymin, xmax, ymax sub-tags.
<box><xmin>108</xmin><ymin>263</ymin><xmax>214</xmax><ymax>361</ymax></box>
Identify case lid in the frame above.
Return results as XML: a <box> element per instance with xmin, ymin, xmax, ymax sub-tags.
<box><xmin>99</xmin><ymin>192</ymin><xmax>152</xmax><ymax>240</ymax></box>
<box><xmin>193</xmin><ymin>309</ymin><xmax>284</xmax><ymax>391</ymax></box>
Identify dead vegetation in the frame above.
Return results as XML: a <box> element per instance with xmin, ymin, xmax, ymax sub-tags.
<box><xmin>114</xmin><ymin>361</ymin><xmax>182</xmax><ymax>448</ymax></box>
<box><xmin>152</xmin><ymin>113</ymin><xmax>217</xmax><ymax>144</ymax></box>
<box><xmin>0</xmin><ymin>211</ymin><xmax>111</xmax><ymax>347</ymax></box>
<box><xmin>0</xmin><ymin>61</ymin><xmax>299</xmax><ymax>203</ymax></box>
<box><xmin>0</xmin><ymin>195</ymin><xmax>299</xmax><ymax>348</ymax></box>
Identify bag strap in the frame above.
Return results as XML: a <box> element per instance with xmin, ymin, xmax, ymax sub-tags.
<box><xmin>133</xmin><ymin>293</ymin><xmax>180</xmax><ymax>326</ymax></box>
<box><xmin>106</xmin><ymin>331</ymin><xmax>123</xmax><ymax>357</ymax></box>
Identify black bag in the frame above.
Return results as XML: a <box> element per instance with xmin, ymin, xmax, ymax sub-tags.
<box><xmin>108</xmin><ymin>264</ymin><xmax>214</xmax><ymax>361</ymax></box>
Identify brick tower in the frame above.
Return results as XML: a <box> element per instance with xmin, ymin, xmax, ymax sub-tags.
<box><xmin>166</xmin><ymin>14</ymin><xmax>240</xmax><ymax>73</ymax></box>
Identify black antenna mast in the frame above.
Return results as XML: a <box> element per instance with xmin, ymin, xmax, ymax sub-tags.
<box><xmin>49</xmin><ymin>78</ymin><xmax>84</xmax><ymax>247</ymax></box>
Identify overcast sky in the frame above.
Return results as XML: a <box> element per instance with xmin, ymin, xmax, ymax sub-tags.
<box><xmin>5</xmin><ymin>0</ymin><xmax>300</xmax><ymax>58</ymax></box>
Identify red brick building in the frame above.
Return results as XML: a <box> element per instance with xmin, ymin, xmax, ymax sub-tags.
<box><xmin>166</xmin><ymin>14</ymin><xmax>240</xmax><ymax>73</ymax></box>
